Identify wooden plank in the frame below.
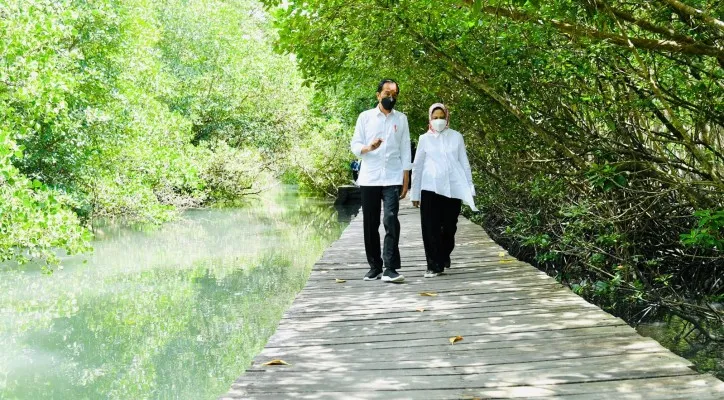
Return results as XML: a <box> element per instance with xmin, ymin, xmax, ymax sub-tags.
<box><xmin>282</xmin><ymin>297</ymin><xmax>599</xmax><ymax>320</ymax></box>
<box><xmin>284</xmin><ymin>294</ymin><xmax>591</xmax><ymax>316</ymax></box>
<box><xmin>264</xmin><ymin>323</ymin><xmax>633</xmax><ymax>348</ymax></box>
<box><xmin>265</xmin><ymin>325</ymin><xmax>633</xmax><ymax>348</ymax></box>
<box><xmin>282</xmin><ymin>299</ymin><xmax>595</xmax><ymax>321</ymax></box>
<box><xmin>235</xmin><ymin>363</ymin><xmax>696</xmax><ymax>393</ymax></box>
<box><xmin>251</xmin><ymin>336</ymin><xmax>668</xmax><ymax>366</ymax></box>
<box><xmin>271</xmin><ymin>309</ymin><xmax>619</xmax><ymax>332</ymax></box>
<box><xmin>224</xmin><ymin>374</ymin><xmax>724</xmax><ymax>400</ymax></box>
<box><xmin>298</xmin><ymin>280</ymin><xmax>565</xmax><ymax>296</ymax></box>
<box><xmin>255</xmin><ymin>336</ymin><xmax>669</xmax><ymax>363</ymax></box>
<box><xmin>242</xmin><ymin>347</ymin><xmax>678</xmax><ymax>378</ymax></box>
<box><xmin>264</xmin><ymin>318</ymin><xmax>627</xmax><ymax>348</ymax></box>
<box><xmin>287</xmin><ymin>289</ymin><xmax>586</xmax><ymax>310</ymax></box>
<box><xmin>281</xmin><ymin>304</ymin><xmax>602</xmax><ymax>323</ymax></box>
<box><xmin>245</xmin><ymin>351</ymin><xmax>685</xmax><ymax>374</ymax></box>
<box><xmin>219</xmin><ymin>203</ymin><xmax>723</xmax><ymax>399</ymax></box>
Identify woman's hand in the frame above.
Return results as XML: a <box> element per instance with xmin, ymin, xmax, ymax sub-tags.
<box><xmin>412</xmin><ymin>201</ymin><xmax>420</xmax><ymax>208</ymax></box>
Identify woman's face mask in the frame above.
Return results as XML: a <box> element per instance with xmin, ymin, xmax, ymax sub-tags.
<box><xmin>431</xmin><ymin>119</ymin><xmax>447</xmax><ymax>132</ymax></box>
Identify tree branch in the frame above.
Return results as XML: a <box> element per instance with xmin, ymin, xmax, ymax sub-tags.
<box><xmin>394</xmin><ymin>15</ymin><xmax>588</xmax><ymax>170</ymax></box>
<box><xmin>460</xmin><ymin>1</ymin><xmax>724</xmax><ymax>59</ymax></box>
<box><xmin>656</xmin><ymin>0</ymin><xmax>724</xmax><ymax>32</ymax></box>
<box><xmin>588</xmin><ymin>0</ymin><xmax>698</xmax><ymax>44</ymax></box>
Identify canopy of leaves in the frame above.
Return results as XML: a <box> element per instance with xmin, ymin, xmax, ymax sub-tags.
<box><xmin>264</xmin><ymin>0</ymin><xmax>724</xmax><ymax>338</ymax></box>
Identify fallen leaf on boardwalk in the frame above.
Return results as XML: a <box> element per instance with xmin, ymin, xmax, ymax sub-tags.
<box><xmin>498</xmin><ymin>252</ymin><xmax>505</xmax><ymax>257</ymax></box>
<box><xmin>415</xmin><ymin>308</ymin><xmax>425</xmax><ymax>312</ymax></box>
<box><xmin>449</xmin><ymin>335</ymin><xmax>464</xmax><ymax>345</ymax></box>
<box><xmin>419</xmin><ymin>292</ymin><xmax>438</xmax><ymax>297</ymax></box>
<box><xmin>335</xmin><ymin>279</ymin><xmax>346</xmax><ymax>283</ymax></box>
<box><xmin>262</xmin><ymin>359</ymin><xmax>290</xmax><ymax>366</ymax></box>
<box><xmin>500</xmin><ymin>260</ymin><xmax>514</xmax><ymax>264</ymax></box>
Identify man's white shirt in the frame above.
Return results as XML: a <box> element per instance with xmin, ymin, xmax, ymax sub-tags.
<box><xmin>350</xmin><ymin>107</ymin><xmax>412</xmax><ymax>186</ymax></box>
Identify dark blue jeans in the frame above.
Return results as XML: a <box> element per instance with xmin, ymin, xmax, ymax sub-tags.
<box><xmin>360</xmin><ymin>185</ymin><xmax>401</xmax><ymax>271</ymax></box>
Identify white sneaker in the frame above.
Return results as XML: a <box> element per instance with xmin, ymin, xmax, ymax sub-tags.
<box><xmin>424</xmin><ymin>270</ymin><xmax>441</xmax><ymax>278</ymax></box>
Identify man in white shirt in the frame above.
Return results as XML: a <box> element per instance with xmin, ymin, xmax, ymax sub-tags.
<box><xmin>350</xmin><ymin>79</ymin><xmax>411</xmax><ymax>283</ymax></box>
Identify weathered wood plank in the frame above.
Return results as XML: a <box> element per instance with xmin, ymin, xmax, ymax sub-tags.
<box><xmin>236</xmin><ymin>363</ymin><xmax>697</xmax><ymax>393</ymax></box>
<box><xmin>282</xmin><ymin>297</ymin><xmax>599</xmax><ymax>320</ymax></box>
<box><xmin>264</xmin><ymin>323</ymin><xmax>633</xmax><ymax>349</ymax></box>
<box><xmin>265</xmin><ymin>325</ymin><xmax>633</xmax><ymax>348</ymax></box>
<box><xmin>243</xmin><ymin>346</ymin><xmax>677</xmax><ymax>377</ymax></box>
<box><xmin>245</xmin><ymin>351</ymin><xmax>684</xmax><ymax>374</ymax></box>
<box><xmin>270</xmin><ymin>309</ymin><xmax>619</xmax><ymax>332</ymax></box>
<box><xmin>287</xmin><ymin>289</ymin><xmax>588</xmax><ymax>310</ymax></box>
<box><xmin>251</xmin><ymin>336</ymin><xmax>668</xmax><ymax>367</ymax></box>
<box><xmin>281</xmin><ymin>304</ymin><xmax>602</xmax><ymax>324</ymax></box>
<box><xmin>223</xmin><ymin>374</ymin><xmax>724</xmax><ymax>400</ymax></box>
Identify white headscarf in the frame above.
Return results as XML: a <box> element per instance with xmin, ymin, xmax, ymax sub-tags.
<box><xmin>427</xmin><ymin>103</ymin><xmax>449</xmax><ymax>133</ymax></box>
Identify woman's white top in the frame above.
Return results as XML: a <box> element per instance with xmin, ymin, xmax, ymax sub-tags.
<box><xmin>411</xmin><ymin>128</ymin><xmax>477</xmax><ymax>211</ymax></box>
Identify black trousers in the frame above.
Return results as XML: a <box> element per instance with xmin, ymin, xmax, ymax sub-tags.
<box><xmin>420</xmin><ymin>190</ymin><xmax>462</xmax><ymax>273</ymax></box>
<box><xmin>360</xmin><ymin>185</ymin><xmax>401</xmax><ymax>271</ymax></box>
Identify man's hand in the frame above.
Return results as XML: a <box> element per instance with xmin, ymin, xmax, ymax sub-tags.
<box><xmin>362</xmin><ymin>138</ymin><xmax>383</xmax><ymax>154</ymax></box>
<box><xmin>399</xmin><ymin>170</ymin><xmax>410</xmax><ymax>199</ymax></box>
<box><xmin>412</xmin><ymin>201</ymin><xmax>420</xmax><ymax>208</ymax></box>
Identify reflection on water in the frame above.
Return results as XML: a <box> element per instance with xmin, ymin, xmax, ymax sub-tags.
<box><xmin>0</xmin><ymin>186</ymin><xmax>358</xmax><ymax>399</ymax></box>
<box><xmin>637</xmin><ymin>316</ymin><xmax>723</xmax><ymax>380</ymax></box>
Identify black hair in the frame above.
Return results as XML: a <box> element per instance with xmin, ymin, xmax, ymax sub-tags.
<box><xmin>377</xmin><ymin>79</ymin><xmax>400</xmax><ymax>94</ymax></box>
<box><xmin>431</xmin><ymin>107</ymin><xmax>445</xmax><ymax>115</ymax></box>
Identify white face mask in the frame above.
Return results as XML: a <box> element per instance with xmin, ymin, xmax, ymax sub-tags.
<box><xmin>431</xmin><ymin>119</ymin><xmax>447</xmax><ymax>132</ymax></box>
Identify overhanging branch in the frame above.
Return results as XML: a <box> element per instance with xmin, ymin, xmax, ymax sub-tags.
<box><xmin>459</xmin><ymin>1</ymin><xmax>724</xmax><ymax>59</ymax></box>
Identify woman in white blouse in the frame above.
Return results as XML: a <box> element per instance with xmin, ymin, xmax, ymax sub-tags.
<box><xmin>411</xmin><ymin>103</ymin><xmax>477</xmax><ymax>278</ymax></box>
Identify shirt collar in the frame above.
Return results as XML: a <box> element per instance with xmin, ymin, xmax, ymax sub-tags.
<box><xmin>375</xmin><ymin>105</ymin><xmax>396</xmax><ymax>117</ymax></box>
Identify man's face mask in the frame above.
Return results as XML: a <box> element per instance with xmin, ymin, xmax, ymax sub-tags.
<box><xmin>380</xmin><ymin>96</ymin><xmax>397</xmax><ymax>111</ymax></box>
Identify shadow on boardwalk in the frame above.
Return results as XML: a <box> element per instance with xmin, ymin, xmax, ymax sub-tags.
<box><xmin>221</xmin><ymin>205</ymin><xmax>724</xmax><ymax>399</ymax></box>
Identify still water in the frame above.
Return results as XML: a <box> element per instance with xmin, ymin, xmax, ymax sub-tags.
<box><xmin>0</xmin><ymin>186</ymin><xmax>357</xmax><ymax>399</ymax></box>
<box><xmin>637</xmin><ymin>316</ymin><xmax>723</xmax><ymax>380</ymax></box>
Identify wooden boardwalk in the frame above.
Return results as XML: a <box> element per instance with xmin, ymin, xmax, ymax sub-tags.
<box><xmin>221</xmin><ymin>205</ymin><xmax>724</xmax><ymax>399</ymax></box>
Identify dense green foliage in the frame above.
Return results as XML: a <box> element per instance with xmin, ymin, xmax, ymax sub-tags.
<box><xmin>263</xmin><ymin>0</ymin><xmax>723</xmax><ymax>339</ymax></box>
<box><xmin>0</xmin><ymin>0</ymin><xmax>340</xmax><ymax>267</ymax></box>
